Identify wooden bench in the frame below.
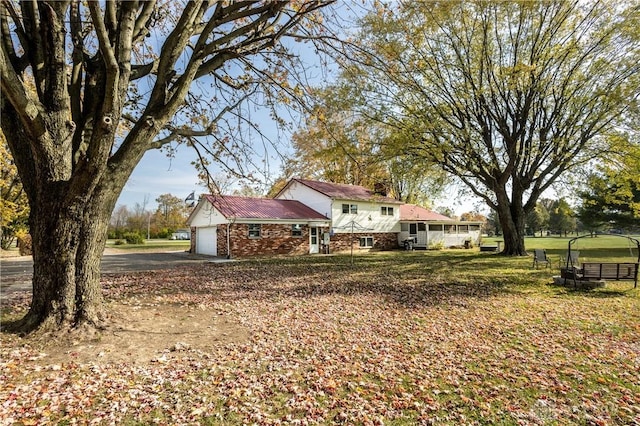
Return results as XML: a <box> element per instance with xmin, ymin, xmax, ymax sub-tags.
<box><xmin>580</xmin><ymin>262</ymin><xmax>638</xmax><ymax>288</ymax></box>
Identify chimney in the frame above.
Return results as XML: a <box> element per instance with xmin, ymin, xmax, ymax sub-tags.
<box><xmin>374</xmin><ymin>182</ymin><xmax>388</xmax><ymax>196</ymax></box>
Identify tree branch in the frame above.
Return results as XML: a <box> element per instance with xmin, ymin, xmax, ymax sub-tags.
<box><xmin>0</xmin><ymin>44</ymin><xmax>47</xmax><ymax>139</ymax></box>
<box><xmin>88</xmin><ymin>1</ymin><xmax>119</xmax><ymax>109</ymax></box>
<box><xmin>132</xmin><ymin>0</ymin><xmax>156</xmax><ymax>43</ymax></box>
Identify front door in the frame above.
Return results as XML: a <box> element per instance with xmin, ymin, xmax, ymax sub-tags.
<box><xmin>309</xmin><ymin>227</ymin><xmax>319</xmax><ymax>254</ymax></box>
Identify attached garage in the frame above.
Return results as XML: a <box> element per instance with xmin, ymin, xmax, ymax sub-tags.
<box><xmin>187</xmin><ymin>194</ymin><xmax>330</xmax><ymax>258</ymax></box>
<box><xmin>196</xmin><ymin>227</ymin><xmax>217</xmax><ymax>256</ymax></box>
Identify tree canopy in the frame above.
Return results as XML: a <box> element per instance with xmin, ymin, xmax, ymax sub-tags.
<box><xmin>281</xmin><ymin>80</ymin><xmax>449</xmax><ymax>206</ymax></box>
<box><xmin>577</xmin><ymin>135</ymin><xmax>640</xmax><ymax>232</ymax></box>
<box><xmin>0</xmin><ymin>0</ymin><xmax>332</xmax><ymax>332</ymax></box>
<box><xmin>330</xmin><ymin>0</ymin><xmax>640</xmax><ymax>254</ymax></box>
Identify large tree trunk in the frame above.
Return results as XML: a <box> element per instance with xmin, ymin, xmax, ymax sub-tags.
<box><xmin>495</xmin><ymin>189</ymin><xmax>528</xmax><ymax>256</ymax></box>
<box><xmin>15</xmin><ymin>183</ymin><xmax>117</xmax><ymax>333</ymax></box>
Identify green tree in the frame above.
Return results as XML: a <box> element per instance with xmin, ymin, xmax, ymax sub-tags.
<box><xmin>1</xmin><ymin>1</ymin><xmax>331</xmax><ymax>332</ymax></box>
<box><xmin>526</xmin><ymin>203</ymin><xmax>550</xmax><ymax>237</ymax></box>
<box><xmin>0</xmin><ymin>132</ymin><xmax>29</xmax><ymax>249</ymax></box>
<box><xmin>549</xmin><ymin>199</ymin><xmax>577</xmax><ymax>236</ymax></box>
<box><xmin>576</xmin><ymin>139</ymin><xmax>640</xmax><ymax>232</ymax></box>
<box><xmin>578</xmin><ymin>175</ymin><xmax>640</xmax><ymax>232</ymax></box>
<box><xmin>336</xmin><ymin>0</ymin><xmax>640</xmax><ymax>255</ymax></box>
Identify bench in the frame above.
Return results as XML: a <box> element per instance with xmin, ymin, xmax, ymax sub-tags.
<box><xmin>480</xmin><ymin>245</ymin><xmax>498</xmax><ymax>252</ymax></box>
<box><xmin>580</xmin><ymin>262</ymin><xmax>638</xmax><ymax>288</ymax></box>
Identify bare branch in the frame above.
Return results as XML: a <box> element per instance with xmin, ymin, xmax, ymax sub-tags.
<box><xmin>88</xmin><ymin>1</ymin><xmax>119</xmax><ymax>108</ymax></box>
<box><xmin>132</xmin><ymin>0</ymin><xmax>157</xmax><ymax>43</ymax></box>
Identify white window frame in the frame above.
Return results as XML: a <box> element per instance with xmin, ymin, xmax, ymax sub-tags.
<box><xmin>248</xmin><ymin>224</ymin><xmax>261</xmax><ymax>238</ymax></box>
<box><xmin>342</xmin><ymin>203</ymin><xmax>358</xmax><ymax>214</ymax></box>
<box><xmin>359</xmin><ymin>236</ymin><xmax>374</xmax><ymax>248</ymax></box>
<box><xmin>291</xmin><ymin>224</ymin><xmax>303</xmax><ymax>237</ymax></box>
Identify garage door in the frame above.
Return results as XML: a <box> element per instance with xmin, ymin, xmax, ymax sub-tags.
<box><xmin>196</xmin><ymin>227</ymin><xmax>217</xmax><ymax>256</ymax></box>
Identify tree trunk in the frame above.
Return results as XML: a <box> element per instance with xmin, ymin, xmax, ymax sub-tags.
<box><xmin>495</xmin><ymin>190</ymin><xmax>528</xmax><ymax>256</ymax></box>
<box><xmin>15</xmin><ymin>186</ymin><xmax>115</xmax><ymax>333</ymax></box>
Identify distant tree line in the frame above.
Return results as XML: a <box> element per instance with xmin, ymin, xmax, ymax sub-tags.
<box><xmin>108</xmin><ymin>194</ymin><xmax>192</xmax><ymax>241</ymax></box>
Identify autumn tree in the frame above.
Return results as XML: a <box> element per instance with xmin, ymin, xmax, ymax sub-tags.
<box><xmin>0</xmin><ymin>1</ymin><xmax>331</xmax><ymax>332</ymax></box>
<box><xmin>333</xmin><ymin>0</ymin><xmax>640</xmax><ymax>255</ymax></box>
<box><xmin>109</xmin><ymin>205</ymin><xmax>130</xmax><ymax>239</ymax></box>
<box><xmin>285</xmin><ymin>83</ymin><xmax>448</xmax><ymax>204</ymax></box>
<box><xmin>153</xmin><ymin>193</ymin><xmax>190</xmax><ymax>236</ymax></box>
<box><xmin>1</xmin><ymin>131</ymin><xmax>29</xmax><ymax>249</ymax></box>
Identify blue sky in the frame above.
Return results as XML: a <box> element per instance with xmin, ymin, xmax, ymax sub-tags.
<box><xmin>115</xmin><ymin>3</ymin><xmax>484</xmax><ymax>217</ymax></box>
<box><xmin>117</xmin><ymin>142</ymin><xmax>484</xmax><ymax>216</ymax></box>
<box><xmin>117</xmin><ymin>147</ymin><xmax>202</xmax><ymax>209</ymax></box>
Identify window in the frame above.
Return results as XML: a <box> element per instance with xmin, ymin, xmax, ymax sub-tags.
<box><xmin>418</xmin><ymin>223</ymin><xmax>426</xmax><ymax>232</ymax></box>
<box><xmin>342</xmin><ymin>203</ymin><xmax>358</xmax><ymax>214</ymax></box>
<box><xmin>458</xmin><ymin>225</ymin><xmax>469</xmax><ymax>233</ymax></box>
<box><xmin>445</xmin><ymin>225</ymin><xmax>456</xmax><ymax>234</ymax></box>
<box><xmin>470</xmin><ymin>224</ymin><xmax>481</xmax><ymax>232</ymax></box>
<box><xmin>248</xmin><ymin>224</ymin><xmax>261</xmax><ymax>238</ymax></box>
<box><xmin>359</xmin><ymin>236</ymin><xmax>374</xmax><ymax>248</ymax></box>
<box><xmin>409</xmin><ymin>223</ymin><xmax>417</xmax><ymax>235</ymax></box>
<box><xmin>401</xmin><ymin>223</ymin><xmax>409</xmax><ymax>232</ymax></box>
<box><xmin>291</xmin><ymin>224</ymin><xmax>303</xmax><ymax>237</ymax></box>
<box><xmin>381</xmin><ymin>206</ymin><xmax>394</xmax><ymax>216</ymax></box>
<box><xmin>429</xmin><ymin>224</ymin><xmax>443</xmax><ymax>231</ymax></box>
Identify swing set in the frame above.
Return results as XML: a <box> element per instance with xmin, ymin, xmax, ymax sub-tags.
<box><xmin>563</xmin><ymin>234</ymin><xmax>640</xmax><ymax>288</ymax></box>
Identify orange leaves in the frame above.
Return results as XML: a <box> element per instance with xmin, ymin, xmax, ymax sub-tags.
<box><xmin>2</xmin><ymin>254</ymin><xmax>640</xmax><ymax>424</ymax></box>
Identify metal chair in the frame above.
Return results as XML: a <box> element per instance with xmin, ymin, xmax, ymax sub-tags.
<box><xmin>562</xmin><ymin>250</ymin><xmax>580</xmax><ymax>268</ymax></box>
<box><xmin>533</xmin><ymin>249</ymin><xmax>551</xmax><ymax>269</ymax></box>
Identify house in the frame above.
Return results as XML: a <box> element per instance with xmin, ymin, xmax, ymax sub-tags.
<box><xmin>274</xmin><ymin>179</ymin><xmax>403</xmax><ymax>252</ymax></box>
<box><xmin>399</xmin><ymin>204</ymin><xmax>482</xmax><ymax>248</ymax></box>
<box><xmin>170</xmin><ymin>229</ymin><xmax>190</xmax><ymax>240</ymax></box>
<box><xmin>188</xmin><ymin>195</ymin><xmax>330</xmax><ymax>257</ymax></box>
<box><xmin>188</xmin><ymin>179</ymin><xmax>484</xmax><ymax>258</ymax></box>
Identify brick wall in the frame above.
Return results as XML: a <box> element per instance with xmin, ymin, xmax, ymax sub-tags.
<box><xmin>219</xmin><ymin>223</ymin><xmax>311</xmax><ymax>258</ymax></box>
<box><xmin>193</xmin><ymin>224</ymin><xmax>400</xmax><ymax>258</ymax></box>
<box><xmin>329</xmin><ymin>232</ymin><xmax>399</xmax><ymax>253</ymax></box>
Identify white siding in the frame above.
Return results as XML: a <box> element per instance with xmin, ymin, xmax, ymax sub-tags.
<box><xmin>331</xmin><ymin>200</ymin><xmax>400</xmax><ymax>233</ymax></box>
<box><xmin>189</xmin><ymin>202</ymin><xmax>228</xmax><ymax>227</ymax></box>
<box><xmin>276</xmin><ymin>181</ymin><xmax>332</xmax><ymax>219</ymax></box>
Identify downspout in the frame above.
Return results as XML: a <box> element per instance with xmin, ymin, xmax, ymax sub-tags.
<box><xmin>227</xmin><ymin>220</ymin><xmax>231</xmax><ymax>259</ymax></box>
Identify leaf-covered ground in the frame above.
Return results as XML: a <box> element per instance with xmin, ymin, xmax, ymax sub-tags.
<box><xmin>1</xmin><ymin>252</ymin><xmax>639</xmax><ymax>425</ymax></box>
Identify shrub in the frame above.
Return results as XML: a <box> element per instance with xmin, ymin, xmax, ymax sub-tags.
<box><xmin>114</xmin><ymin>239</ymin><xmax>126</xmax><ymax>245</ymax></box>
<box><xmin>428</xmin><ymin>240</ymin><xmax>445</xmax><ymax>250</ymax></box>
<box><xmin>123</xmin><ymin>232</ymin><xmax>145</xmax><ymax>245</ymax></box>
<box><xmin>16</xmin><ymin>232</ymin><xmax>32</xmax><ymax>256</ymax></box>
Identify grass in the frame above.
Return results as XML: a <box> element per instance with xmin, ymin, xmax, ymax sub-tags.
<box><xmin>481</xmin><ymin>234</ymin><xmax>640</xmax><ymax>264</ymax></box>
<box><xmin>1</xmin><ymin>249</ymin><xmax>639</xmax><ymax>424</ymax></box>
<box><xmin>105</xmin><ymin>238</ymin><xmax>190</xmax><ymax>251</ymax></box>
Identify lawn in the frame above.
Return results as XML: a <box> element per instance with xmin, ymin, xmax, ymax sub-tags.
<box><xmin>105</xmin><ymin>238</ymin><xmax>191</xmax><ymax>252</ymax></box>
<box><xmin>489</xmin><ymin>235</ymin><xmax>640</xmax><ymax>265</ymax></box>
<box><xmin>1</xmin><ymin>249</ymin><xmax>639</xmax><ymax>425</ymax></box>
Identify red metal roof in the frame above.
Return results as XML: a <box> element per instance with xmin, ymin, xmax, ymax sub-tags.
<box><xmin>400</xmin><ymin>204</ymin><xmax>454</xmax><ymax>222</ymax></box>
<box><xmin>204</xmin><ymin>195</ymin><xmax>328</xmax><ymax>220</ymax></box>
<box><xmin>290</xmin><ymin>179</ymin><xmax>402</xmax><ymax>204</ymax></box>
